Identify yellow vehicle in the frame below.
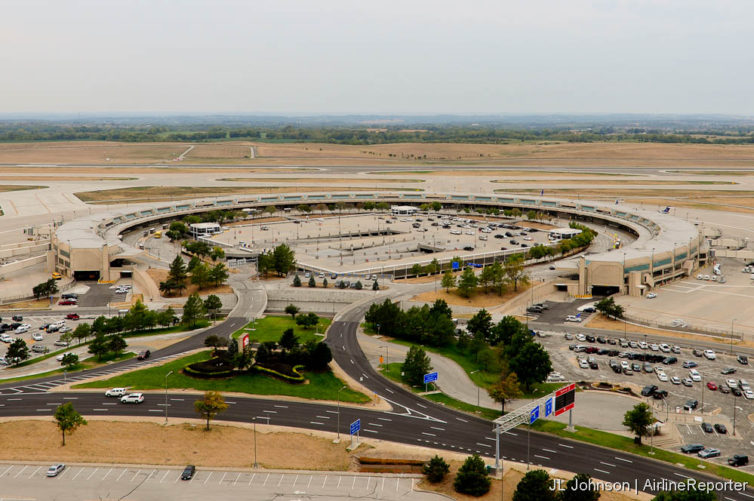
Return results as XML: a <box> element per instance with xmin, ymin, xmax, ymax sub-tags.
<box><xmin>154</xmin><ymin>231</ymin><xmax>162</xmax><ymax>239</ymax></box>
<box><xmin>51</xmin><ymin>272</ymin><xmax>62</xmax><ymax>280</ymax></box>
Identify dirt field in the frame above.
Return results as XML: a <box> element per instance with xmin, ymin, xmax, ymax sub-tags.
<box><xmin>217</xmin><ymin>177</ymin><xmax>424</xmax><ymax>184</ymax></box>
<box><xmin>411</xmin><ymin>286</ymin><xmax>532</xmax><ymax>308</ymax></box>
<box><xmin>0</xmin><ymin>175</ymin><xmax>135</xmax><ymax>181</ymax></box>
<box><xmin>492</xmin><ymin>179</ymin><xmax>736</xmax><ymax>185</ymax></box>
<box><xmin>4</xmin><ymin>140</ymin><xmax>754</xmax><ymax>167</ymax></box>
<box><xmin>0</xmin><ymin>419</ymin><xmax>647</xmax><ymax>500</ymax></box>
<box><xmin>74</xmin><ymin>186</ymin><xmax>412</xmax><ymax>203</ymax></box>
<box><xmin>373</xmin><ymin>169</ymin><xmax>632</xmax><ymax>177</ymax></box>
<box><xmin>146</xmin><ymin>268</ymin><xmax>233</xmax><ymax>298</ymax></box>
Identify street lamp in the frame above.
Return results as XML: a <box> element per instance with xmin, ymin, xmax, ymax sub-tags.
<box><xmin>253</xmin><ymin>417</ymin><xmax>258</xmax><ymax>468</ymax></box>
<box><xmin>730</xmin><ymin>318</ymin><xmax>737</xmax><ymax>355</ymax></box>
<box><xmin>164</xmin><ymin>370</ymin><xmax>173</xmax><ymax>425</ymax></box>
<box><xmin>336</xmin><ymin>385</ymin><xmax>347</xmax><ymax>443</ymax></box>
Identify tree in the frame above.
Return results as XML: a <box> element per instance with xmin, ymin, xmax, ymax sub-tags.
<box><xmin>61</xmin><ymin>353</ymin><xmax>79</xmax><ymax>369</ymax></box>
<box><xmin>453</xmin><ymin>454</ymin><xmax>491</xmax><ymax>496</ymax></box>
<box><xmin>295</xmin><ymin>312</ymin><xmax>319</xmax><ymax>329</ymax></box>
<box><xmin>512</xmin><ymin>469</ymin><xmax>556</xmax><ymax>501</ymax></box>
<box><xmin>33</xmin><ymin>278</ymin><xmax>58</xmax><ymax>299</ymax></box>
<box><xmin>478</xmin><ymin>265</ymin><xmax>496</xmax><ymax>292</ymax></box>
<box><xmin>441</xmin><ymin>270</ymin><xmax>456</xmax><ymax>292</ymax></box>
<box><xmin>204</xmin><ymin>334</ymin><xmax>228</xmax><ymax>354</ymax></box>
<box><xmin>422</xmin><ymin>455</ymin><xmax>450</xmax><ymax>483</ymax></box>
<box><xmin>194</xmin><ymin>391</ymin><xmax>228</xmax><ymax>431</ymax></box>
<box><xmin>54</xmin><ymin>402</ymin><xmax>87</xmax><ymax>446</ymax></box>
<box><xmin>308</xmin><ymin>342</ymin><xmax>333</xmax><ymax>370</ymax></box>
<box><xmin>595</xmin><ymin>297</ymin><xmax>624</xmax><ymax>319</ymax></box>
<box><xmin>322</xmin><ymin>278</ymin><xmax>328</xmax><ymax>288</ymax></box>
<box><xmin>182</xmin><ymin>293</ymin><xmax>206</xmax><ymax>327</ymax></box>
<box><xmin>190</xmin><ymin>262</ymin><xmax>211</xmax><ymax>289</ymax></box>
<box><xmin>457</xmin><ymin>267</ymin><xmax>478</xmax><ymax>298</ymax></box>
<box><xmin>88</xmin><ymin>333</ymin><xmax>110</xmax><ymax>360</ymax></box>
<box><xmin>279</xmin><ymin>328</ymin><xmax>298</xmax><ymax>351</ymax></box>
<box><xmin>467</xmin><ymin>309</ymin><xmax>493</xmax><ymax>340</ymax></box>
<box><xmin>272</xmin><ymin>243</ymin><xmax>296</xmax><ymax>276</ymax></box>
<box><xmin>559</xmin><ymin>473</ymin><xmax>601</xmax><ymax>501</ymax></box>
<box><xmin>292</xmin><ymin>274</ymin><xmax>302</xmax><ymax>287</ymax></box>
<box><xmin>285</xmin><ymin>304</ymin><xmax>300</xmax><ymax>319</ymax></box>
<box><xmin>6</xmin><ymin>338</ymin><xmax>29</xmax><ymax>365</ymax></box>
<box><xmin>504</xmin><ymin>254</ymin><xmax>529</xmax><ymax>291</ymax></box>
<box><xmin>203</xmin><ymin>294</ymin><xmax>222</xmax><ymax>319</ymax></box>
<box><xmin>372</xmin><ymin>279</ymin><xmax>379</xmax><ymax>291</ymax></box>
<box><xmin>187</xmin><ymin>255</ymin><xmax>202</xmax><ymax>273</ymax></box>
<box><xmin>411</xmin><ymin>263</ymin><xmax>422</xmax><ymax>277</ymax></box>
<box><xmin>108</xmin><ymin>334</ymin><xmax>127</xmax><ymax>356</ymax></box>
<box><xmin>402</xmin><ymin>345</ymin><xmax>432</xmax><ymax>386</ymax></box>
<box><xmin>623</xmin><ymin>403</ymin><xmax>654</xmax><ymax>445</ymax></box>
<box><xmin>488</xmin><ymin>370</ymin><xmax>522</xmax><ymax>413</ymax></box>
<box><xmin>208</xmin><ymin>263</ymin><xmax>229</xmax><ymax>287</ymax></box>
<box><xmin>354</xmin><ymin>280</ymin><xmax>363</xmax><ymax>290</ymax></box>
<box><xmin>508</xmin><ymin>336</ymin><xmax>552</xmax><ymax>391</ymax></box>
<box><xmin>168</xmin><ymin>255</ymin><xmax>188</xmax><ymax>288</ymax></box>
<box><xmin>210</xmin><ymin>246</ymin><xmax>225</xmax><ymax>261</ymax></box>
<box><xmin>308</xmin><ymin>275</ymin><xmax>316</xmax><ymax>287</ymax></box>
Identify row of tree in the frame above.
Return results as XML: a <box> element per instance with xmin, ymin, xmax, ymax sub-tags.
<box><xmin>441</xmin><ymin>256</ymin><xmax>529</xmax><ymax>298</ymax></box>
<box><xmin>160</xmin><ymin>255</ymin><xmax>229</xmax><ymax>295</ymax></box>
<box><xmin>257</xmin><ymin>243</ymin><xmax>296</xmax><ymax>277</ymax></box>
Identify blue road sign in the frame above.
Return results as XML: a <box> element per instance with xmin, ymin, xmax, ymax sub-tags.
<box><xmin>451</xmin><ymin>261</ymin><xmax>460</xmax><ymax>270</ymax></box>
<box><xmin>544</xmin><ymin>397</ymin><xmax>553</xmax><ymax>418</ymax></box>
<box><xmin>423</xmin><ymin>372</ymin><xmax>438</xmax><ymax>384</ymax></box>
<box><xmin>350</xmin><ymin>419</ymin><xmax>361</xmax><ymax>435</ymax></box>
<box><xmin>529</xmin><ymin>406</ymin><xmax>540</xmax><ymax>425</ymax></box>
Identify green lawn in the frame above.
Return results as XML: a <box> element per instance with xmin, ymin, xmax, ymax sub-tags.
<box><xmin>232</xmin><ymin>315</ymin><xmax>331</xmax><ymax>344</ymax></box>
<box><xmin>377</xmin><ymin>337</ymin><xmax>564</xmax><ymax>399</ymax></box>
<box><xmin>0</xmin><ymin>352</ymin><xmax>136</xmax><ymax>384</ymax></box>
<box><xmin>380</xmin><ymin>362</ymin><xmax>501</xmax><ymax>420</ymax></box>
<box><xmin>530</xmin><ymin>420</ymin><xmax>754</xmax><ymax>485</ymax></box>
<box><xmin>73</xmin><ymin>350</ymin><xmax>368</xmax><ymax>403</ymax></box>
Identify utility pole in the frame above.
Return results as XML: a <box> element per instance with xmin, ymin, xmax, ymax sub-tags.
<box><xmin>164</xmin><ymin>370</ymin><xmax>173</xmax><ymax>425</ymax></box>
<box><xmin>335</xmin><ymin>385</ymin><xmax>346</xmax><ymax>443</ymax></box>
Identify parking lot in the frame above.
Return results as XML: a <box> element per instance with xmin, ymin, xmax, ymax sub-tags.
<box><xmin>0</xmin><ymin>463</ymin><xmax>432</xmax><ymax>501</ymax></box>
<box><xmin>210</xmin><ymin>213</ymin><xmax>558</xmax><ymax>274</ymax></box>
<box><xmin>539</xmin><ymin>326</ymin><xmax>754</xmax><ymax>468</ymax></box>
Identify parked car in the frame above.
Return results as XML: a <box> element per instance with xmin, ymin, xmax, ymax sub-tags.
<box><xmin>703</xmin><ymin>350</ymin><xmax>716</xmax><ymax>360</ymax></box>
<box><xmin>707</xmin><ymin>381</ymin><xmax>718</xmax><ymax>391</ymax></box>
<box><xmin>681</xmin><ymin>444</ymin><xmax>705</xmax><ymax>454</ymax></box>
<box><xmin>728</xmin><ymin>455</ymin><xmax>749</xmax><ymax>467</ymax></box>
<box><xmin>46</xmin><ymin>464</ymin><xmax>65</xmax><ymax>477</ymax></box>
<box><xmin>65</xmin><ymin>313</ymin><xmax>80</xmax><ymax>320</ymax></box>
<box><xmin>58</xmin><ymin>299</ymin><xmax>77</xmax><ymax>306</ymax></box>
<box><xmin>682</xmin><ymin>361</ymin><xmax>698</xmax><ymax>368</ymax></box>
<box><xmin>671</xmin><ymin>376</ymin><xmax>682</xmax><ymax>385</ymax></box>
<box><xmin>32</xmin><ymin>332</ymin><xmax>43</xmax><ymax>341</ymax></box>
<box><xmin>653</xmin><ymin>389</ymin><xmax>668</xmax><ymax>399</ymax></box>
<box><xmin>738</xmin><ymin>355</ymin><xmax>749</xmax><ymax>365</ymax></box>
<box><xmin>565</xmin><ymin>315</ymin><xmax>582</xmax><ymax>322</ymax></box>
<box><xmin>646</xmin><ymin>292</ymin><xmax>657</xmax><ymax>299</ymax></box>
<box><xmin>641</xmin><ymin>385</ymin><xmax>659</xmax><ymax>397</ymax></box>
<box><xmin>181</xmin><ymin>465</ymin><xmax>196</xmax><ymax>480</ymax></box>
<box><xmin>722</xmin><ymin>367</ymin><xmax>737</xmax><ymax>375</ymax></box>
<box><xmin>53</xmin><ymin>339</ymin><xmax>70</xmax><ymax>347</ymax></box>
<box><xmin>701</xmin><ymin>422</ymin><xmax>714</xmax><ymax>433</ymax></box>
<box><xmin>11</xmin><ymin>315</ymin><xmax>22</xmax><ymax>321</ymax></box>
<box><xmin>698</xmin><ymin>448</ymin><xmax>721</xmax><ymax>459</ymax></box>
<box><xmin>715</xmin><ymin>424</ymin><xmax>728</xmax><ymax>434</ymax></box>
<box><xmin>683</xmin><ymin>400</ymin><xmax>698</xmax><ymax>410</ymax></box>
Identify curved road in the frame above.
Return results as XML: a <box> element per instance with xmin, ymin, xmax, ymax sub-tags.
<box><xmin>0</xmin><ymin>293</ymin><xmax>752</xmax><ymax>498</ymax></box>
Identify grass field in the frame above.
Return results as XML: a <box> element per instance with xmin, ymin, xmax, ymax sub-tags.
<box><xmin>74</xmin><ymin>186</ymin><xmax>421</xmax><ymax>203</ymax></box>
<box><xmin>0</xmin><ymin>352</ymin><xmax>135</xmax><ymax>384</ymax></box>
<box><xmin>232</xmin><ymin>315</ymin><xmax>331</xmax><ymax>344</ymax></box>
<box><xmin>4</xmin><ymin>140</ymin><xmax>754</xmax><ymax>167</ymax></box>
<box><xmin>531</xmin><ymin>420</ymin><xmax>754</xmax><ymax>486</ymax></box>
<box><xmin>0</xmin><ymin>184</ymin><xmax>45</xmax><ymax>192</ymax></box>
<box><xmin>73</xmin><ymin>350</ymin><xmax>369</xmax><ymax>403</ymax></box>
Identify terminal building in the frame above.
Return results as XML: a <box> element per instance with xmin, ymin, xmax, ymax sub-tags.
<box><xmin>48</xmin><ymin>192</ymin><xmax>707</xmax><ymax>297</ymax></box>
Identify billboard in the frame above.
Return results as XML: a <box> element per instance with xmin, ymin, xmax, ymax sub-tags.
<box><xmin>554</xmin><ymin>383</ymin><xmax>575</xmax><ymax>416</ymax></box>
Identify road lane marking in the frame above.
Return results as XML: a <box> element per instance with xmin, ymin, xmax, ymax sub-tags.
<box><xmin>384</xmin><ymin>387</ymin><xmax>394</xmax><ymax>394</ymax></box>
<box><xmin>35</xmin><ymin>408</ymin><xmax>50</xmax><ymax>412</ymax></box>
<box><xmin>263</xmin><ymin>410</ymin><xmax>277</xmax><ymax>413</ymax></box>
<box><xmin>417</xmin><ymin>403</ymin><xmax>427</xmax><ymax>409</ymax></box>
<box><xmin>600</xmin><ymin>462</ymin><xmax>616</xmax><ymax>468</ymax></box>
<box><xmin>542</xmin><ymin>448</ymin><xmax>557</xmax><ymax>454</ymax></box>
<box><xmin>673</xmin><ymin>473</ymin><xmax>691</xmax><ymax>479</ymax></box>
<box><xmin>430</xmin><ymin>426</ymin><xmax>445</xmax><ymax>431</ymax></box>
<box><xmin>170</xmin><ymin>398</ymin><xmax>184</xmax><ymax>402</ymax></box>
<box><xmin>310</xmin><ymin>421</ymin><xmax>325</xmax><ymax>425</ymax></box>
<box><xmin>368</xmin><ymin>423</ymin><xmax>383</xmax><ymax>427</ymax></box>
<box><xmin>93</xmin><ymin>409</ymin><xmax>109</xmax><ymax>412</ymax></box>
<box><xmin>614</xmin><ymin>457</ymin><xmax>632</xmax><ymax>463</ymax></box>
<box><xmin>274</xmin><ymin>405</ymin><xmax>288</xmax><ymax>408</ymax></box>
<box><xmin>456</xmin><ymin>417</ymin><xmax>468</xmax><ymax>423</ymax></box>
<box><xmin>594</xmin><ymin>468</ymin><xmax>610</xmax><ymax>475</ymax></box>
<box><xmin>476</xmin><ymin>442</ymin><xmax>492</xmax><ymax>448</ymax></box>
<box><xmin>422</xmin><ymin>432</ymin><xmax>436</xmax><ymax>437</ymax></box>
<box><xmin>147</xmin><ymin>409</ymin><xmax>162</xmax><ymax>412</ymax></box>
<box><xmin>558</xmin><ymin>443</ymin><xmax>573</xmax><ymax>448</ymax></box>
<box><xmin>377</xmin><ymin>417</ymin><xmax>392</xmax><ymax>421</ymax></box>
<box><xmin>316</xmin><ymin>415</ymin><xmax>331</xmax><ymax>419</ymax></box>
<box><xmin>534</xmin><ymin>455</ymin><xmax>550</xmax><ymax>460</ymax></box>
<box><xmin>363</xmin><ymin>429</ymin><xmax>378</xmax><ymax>433</ymax></box>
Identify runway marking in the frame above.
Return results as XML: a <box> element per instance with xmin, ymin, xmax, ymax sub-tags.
<box><xmin>594</xmin><ymin>468</ymin><xmax>610</xmax><ymax>475</ymax></box>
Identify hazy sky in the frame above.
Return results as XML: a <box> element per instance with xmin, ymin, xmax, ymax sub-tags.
<box><xmin>1</xmin><ymin>0</ymin><xmax>753</xmax><ymax>114</ymax></box>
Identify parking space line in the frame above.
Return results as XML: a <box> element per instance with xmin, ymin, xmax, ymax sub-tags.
<box><xmin>13</xmin><ymin>465</ymin><xmax>27</xmax><ymax>478</ymax></box>
<box><xmin>248</xmin><ymin>473</ymin><xmax>256</xmax><ymax>486</ymax></box>
<box><xmin>323</xmin><ymin>474</ymin><xmax>328</xmax><ymax>487</ymax></box>
<box><xmin>28</xmin><ymin>466</ymin><xmax>41</xmax><ymax>479</ymax></box>
<box><xmin>160</xmin><ymin>470</ymin><xmax>169</xmax><ymax>483</ymax></box>
<box><xmin>204</xmin><ymin>471</ymin><xmax>213</xmax><ymax>485</ymax></box>
<box><xmin>220</xmin><ymin>471</ymin><xmax>228</xmax><ymax>484</ymax></box>
<box><xmin>337</xmin><ymin>476</ymin><xmax>342</xmax><ymax>488</ymax></box>
<box><xmin>131</xmin><ymin>470</ymin><xmax>141</xmax><ymax>482</ymax></box>
<box><xmin>308</xmin><ymin>475</ymin><xmax>312</xmax><ymax>488</ymax></box>
<box><xmin>71</xmin><ymin>468</ymin><xmax>85</xmax><ymax>481</ymax></box>
<box><xmin>263</xmin><ymin>473</ymin><xmax>269</xmax><ymax>486</ymax></box>
<box><xmin>117</xmin><ymin>469</ymin><xmax>128</xmax><ymax>482</ymax></box>
<box><xmin>278</xmin><ymin>474</ymin><xmax>284</xmax><ymax>486</ymax></box>
<box><xmin>87</xmin><ymin>467</ymin><xmax>99</xmax><ymax>480</ymax></box>
<box><xmin>233</xmin><ymin>472</ymin><xmax>241</xmax><ymax>486</ymax></box>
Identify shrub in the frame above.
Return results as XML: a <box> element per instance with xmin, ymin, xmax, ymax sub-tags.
<box><xmin>454</xmin><ymin>454</ymin><xmax>490</xmax><ymax>496</ymax></box>
<box><xmin>423</xmin><ymin>455</ymin><xmax>450</xmax><ymax>483</ymax></box>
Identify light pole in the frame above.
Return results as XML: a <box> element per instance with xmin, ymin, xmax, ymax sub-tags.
<box><xmin>730</xmin><ymin>318</ymin><xmax>736</xmax><ymax>354</ymax></box>
<box><xmin>470</xmin><ymin>370</ymin><xmax>480</xmax><ymax>406</ymax></box>
<box><xmin>164</xmin><ymin>370</ymin><xmax>173</xmax><ymax>425</ymax></box>
<box><xmin>336</xmin><ymin>385</ymin><xmax>346</xmax><ymax>443</ymax></box>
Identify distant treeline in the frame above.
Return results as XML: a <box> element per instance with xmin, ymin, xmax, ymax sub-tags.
<box><xmin>1</xmin><ymin>123</ymin><xmax>754</xmax><ymax>145</ymax></box>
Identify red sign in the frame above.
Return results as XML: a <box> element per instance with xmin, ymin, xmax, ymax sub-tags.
<box><xmin>241</xmin><ymin>334</ymin><xmax>250</xmax><ymax>349</ymax></box>
<box><xmin>554</xmin><ymin>403</ymin><xmax>575</xmax><ymax>417</ymax></box>
<box><xmin>556</xmin><ymin>383</ymin><xmax>576</xmax><ymax>397</ymax></box>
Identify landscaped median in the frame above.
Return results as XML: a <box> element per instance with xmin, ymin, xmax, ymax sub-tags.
<box><xmin>530</xmin><ymin>419</ymin><xmax>754</xmax><ymax>486</ymax></box>
<box><xmin>232</xmin><ymin>315</ymin><xmax>331</xmax><ymax>343</ymax></box>
<box><xmin>73</xmin><ymin>350</ymin><xmax>369</xmax><ymax>403</ymax></box>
